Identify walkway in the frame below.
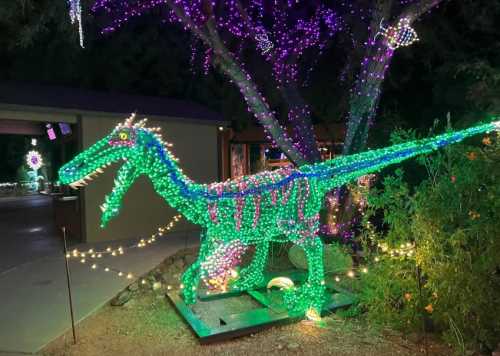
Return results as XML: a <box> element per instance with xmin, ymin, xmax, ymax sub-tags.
<box><xmin>0</xmin><ymin>230</ymin><xmax>199</xmax><ymax>355</ymax></box>
<box><xmin>0</xmin><ymin>195</ymin><xmax>62</xmax><ymax>273</ymax></box>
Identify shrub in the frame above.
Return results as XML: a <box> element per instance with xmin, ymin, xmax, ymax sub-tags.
<box><xmin>359</xmin><ymin>130</ymin><xmax>500</xmax><ymax>353</ymax></box>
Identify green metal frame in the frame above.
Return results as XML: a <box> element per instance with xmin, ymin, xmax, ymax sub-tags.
<box><xmin>166</xmin><ymin>270</ymin><xmax>355</xmax><ymax>343</ymax></box>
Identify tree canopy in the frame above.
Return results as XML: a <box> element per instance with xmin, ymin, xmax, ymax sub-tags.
<box><xmin>0</xmin><ymin>0</ymin><xmax>498</xmax><ymax>149</ymax></box>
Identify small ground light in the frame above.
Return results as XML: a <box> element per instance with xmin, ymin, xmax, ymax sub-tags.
<box><xmin>218</xmin><ymin>126</ymin><xmax>224</xmax><ymax>131</ymax></box>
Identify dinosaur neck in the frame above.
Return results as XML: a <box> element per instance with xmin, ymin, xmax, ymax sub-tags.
<box><xmin>144</xmin><ymin>138</ymin><xmax>205</xmax><ymax>223</ymax></box>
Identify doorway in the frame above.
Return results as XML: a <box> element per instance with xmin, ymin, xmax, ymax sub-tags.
<box><xmin>0</xmin><ymin>119</ymin><xmax>79</xmax><ymax>272</ymax></box>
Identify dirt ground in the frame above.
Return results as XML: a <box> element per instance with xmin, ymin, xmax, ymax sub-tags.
<box><xmin>42</xmin><ymin>248</ymin><xmax>451</xmax><ymax>356</ymax></box>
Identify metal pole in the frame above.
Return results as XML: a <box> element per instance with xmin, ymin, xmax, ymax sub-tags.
<box><xmin>62</xmin><ymin>227</ymin><xmax>77</xmax><ymax>344</ymax></box>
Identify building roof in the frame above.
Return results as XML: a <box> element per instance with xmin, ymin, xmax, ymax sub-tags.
<box><xmin>0</xmin><ymin>82</ymin><xmax>224</xmax><ymax>123</ymax></box>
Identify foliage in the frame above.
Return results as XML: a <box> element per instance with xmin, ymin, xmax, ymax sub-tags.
<box><xmin>358</xmin><ymin>130</ymin><xmax>500</xmax><ymax>352</ymax></box>
<box><xmin>288</xmin><ymin>242</ymin><xmax>352</xmax><ymax>275</ymax></box>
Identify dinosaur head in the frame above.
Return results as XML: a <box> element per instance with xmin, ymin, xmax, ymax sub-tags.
<box><xmin>58</xmin><ymin>114</ymin><xmax>167</xmax><ymax>227</ymax></box>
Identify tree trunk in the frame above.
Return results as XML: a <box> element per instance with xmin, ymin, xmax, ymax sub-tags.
<box><xmin>343</xmin><ymin>43</ymin><xmax>394</xmax><ymax>154</ymax></box>
<box><xmin>165</xmin><ymin>3</ymin><xmax>309</xmax><ymax>166</ymax></box>
<box><xmin>281</xmin><ymin>83</ymin><xmax>322</xmax><ymax>164</ymax></box>
<box><xmin>216</xmin><ymin>56</ymin><xmax>309</xmax><ymax>166</ymax></box>
<box><xmin>343</xmin><ymin>0</ymin><xmax>445</xmax><ymax>154</ymax></box>
<box><xmin>334</xmin><ymin>0</ymin><xmax>445</xmax><ymax>243</ymax></box>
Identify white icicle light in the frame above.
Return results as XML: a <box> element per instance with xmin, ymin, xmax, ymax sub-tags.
<box><xmin>68</xmin><ymin>0</ymin><xmax>84</xmax><ymax>48</ymax></box>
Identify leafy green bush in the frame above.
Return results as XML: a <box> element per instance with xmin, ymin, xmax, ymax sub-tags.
<box><xmin>288</xmin><ymin>242</ymin><xmax>352</xmax><ymax>274</ymax></box>
<box><xmin>359</xmin><ymin>131</ymin><xmax>500</xmax><ymax>353</ymax></box>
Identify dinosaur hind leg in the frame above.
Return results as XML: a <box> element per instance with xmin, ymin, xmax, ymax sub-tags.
<box><xmin>283</xmin><ymin>237</ymin><xmax>326</xmax><ymax>315</ymax></box>
<box><xmin>181</xmin><ymin>230</ymin><xmax>209</xmax><ymax>304</ymax></box>
<box><xmin>232</xmin><ymin>241</ymin><xmax>270</xmax><ymax>291</ymax></box>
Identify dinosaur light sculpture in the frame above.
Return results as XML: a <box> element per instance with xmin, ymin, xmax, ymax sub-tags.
<box><xmin>58</xmin><ymin>115</ymin><xmax>499</xmax><ymax>318</ymax></box>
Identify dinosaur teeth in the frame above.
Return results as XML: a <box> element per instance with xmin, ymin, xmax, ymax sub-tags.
<box><xmin>69</xmin><ymin>179</ymin><xmax>86</xmax><ymax>189</ymax></box>
<box><xmin>67</xmin><ymin>164</ymin><xmax>109</xmax><ymax>190</ymax></box>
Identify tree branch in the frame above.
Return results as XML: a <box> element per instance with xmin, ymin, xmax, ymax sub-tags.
<box><xmin>164</xmin><ymin>0</ymin><xmax>212</xmax><ymax>45</ymax></box>
<box><xmin>202</xmin><ymin>15</ymin><xmax>307</xmax><ymax>165</ymax></box>
<box><xmin>399</xmin><ymin>0</ymin><xmax>445</xmax><ymax>23</ymax></box>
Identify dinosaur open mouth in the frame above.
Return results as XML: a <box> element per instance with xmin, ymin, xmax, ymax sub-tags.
<box><xmin>68</xmin><ymin>163</ymin><xmax>111</xmax><ymax>190</ymax></box>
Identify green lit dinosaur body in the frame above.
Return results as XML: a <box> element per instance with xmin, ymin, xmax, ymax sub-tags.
<box><xmin>58</xmin><ymin>114</ymin><xmax>499</xmax><ymax>317</ymax></box>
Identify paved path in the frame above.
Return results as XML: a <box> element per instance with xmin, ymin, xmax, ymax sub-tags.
<box><xmin>0</xmin><ymin>230</ymin><xmax>199</xmax><ymax>355</ymax></box>
<box><xmin>0</xmin><ymin>195</ymin><xmax>62</xmax><ymax>273</ymax></box>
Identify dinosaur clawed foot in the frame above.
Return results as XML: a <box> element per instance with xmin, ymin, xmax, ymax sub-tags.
<box><xmin>180</xmin><ymin>269</ymin><xmax>198</xmax><ymax>304</ymax></box>
<box><xmin>282</xmin><ymin>283</ymin><xmax>326</xmax><ymax>316</ymax></box>
<box><xmin>230</xmin><ymin>270</ymin><xmax>265</xmax><ymax>291</ymax></box>
<box><xmin>181</xmin><ymin>283</ymin><xmax>197</xmax><ymax>304</ymax></box>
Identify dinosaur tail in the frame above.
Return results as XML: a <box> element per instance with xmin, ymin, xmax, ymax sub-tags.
<box><xmin>309</xmin><ymin>120</ymin><xmax>498</xmax><ymax>189</ymax></box>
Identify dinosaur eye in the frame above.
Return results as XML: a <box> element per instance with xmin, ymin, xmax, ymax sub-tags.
<box><xmin>119</xmin><ymin>132</ymin><xmax>129</xmax><ymax>140</ymax></box>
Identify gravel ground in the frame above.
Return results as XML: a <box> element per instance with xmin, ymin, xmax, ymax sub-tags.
<box><xmin>42</xmin><ymin>248</ymin><xmax>451</xmax><ymax>356</ymax></box>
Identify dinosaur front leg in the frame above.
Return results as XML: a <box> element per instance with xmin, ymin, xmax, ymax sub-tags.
<box><xmin>232</xmin><ymin>241</ymin><xmax>269</xmax><ymax>291</ymax></box>
<box><xmin>283</xmin><ymin>237</ymin><xmax>326</xmax><ymax>316</ymax></box>
<box><xmin>181</xmin><ymin>260</ymin><xmax>201</xmax><ymax>304</ymax></box>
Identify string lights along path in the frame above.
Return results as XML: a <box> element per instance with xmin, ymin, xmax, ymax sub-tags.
<box><xmin>66</xmin><ymin>214</ymin><xmax>182</xmax><ymax>280</ymax></box>
<box><xmin>58</xmin><ymin>115</ymin><xmax>500</xmax><ymax>319</ymax></box>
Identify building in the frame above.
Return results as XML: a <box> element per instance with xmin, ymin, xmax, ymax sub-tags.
<box><xmin>220</xmin><ymin>123</ymin><xmax>346</xmax><ymax>180</ymax></box>
<box><xmin>0</xmin><ymin>82</ymin><xmax>228</xmax><ymax>243</ymax></box>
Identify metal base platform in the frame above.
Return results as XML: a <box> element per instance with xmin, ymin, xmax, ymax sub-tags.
<box><xmin>166</xmin><ymin>271</ymin><xmax>355</xmax><ymax>343</ymax></box>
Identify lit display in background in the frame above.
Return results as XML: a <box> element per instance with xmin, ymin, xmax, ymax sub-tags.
<box><xmin>59</xmin><ymin>123</ymin><xmax>72</xmax><ymax>136</ymax></box>
<box><xmin>26</xmin><ymin>150</ymin><xmax>43</xmax><ymax>171</ymax></box>
<box><xmin>47</xmin><ymin>124</ymin><xmax>57</xmax><ymax>141</ymax></box>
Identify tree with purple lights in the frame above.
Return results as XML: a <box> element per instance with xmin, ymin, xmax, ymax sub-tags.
<box><xmin>80</xmin><ymin>0</ymin><xmax>445</xmax><ymax>165</ymax></box>
<box><xmin>65</xmin><ymin>0</ymin><xmax>447</xmax><ymax>241</ymax></box>
<box><xmin>88</xmin><ymin>0</ymin><xmax>340</xmax><ymax>165</ymax></box>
